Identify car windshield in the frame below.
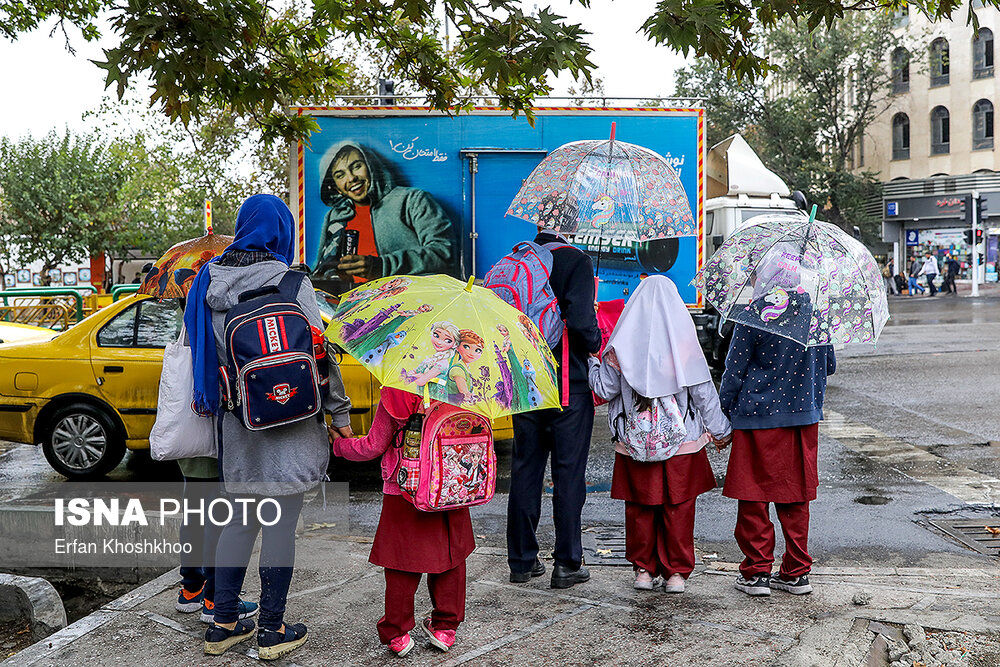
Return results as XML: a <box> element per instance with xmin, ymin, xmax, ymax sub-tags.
<box><xmin>739</xmin><ymin>208</ymin><xmax>808</xmax><ymax>226</ymax></box>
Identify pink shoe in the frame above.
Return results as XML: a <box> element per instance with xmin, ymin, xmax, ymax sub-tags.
<box><xmin>389</xmin><ymin>633</ymin><xmax>414</xmax><ymax>657</ymax></box>
<box><xmin>421</xmin><ymin>617</ymin><xmax>456</xmax><ymax>652</ymax></box>
<box><xmin>663</xmin><ymin>573</ymin><xmax>686</xmax><ymax>594</ymax></box>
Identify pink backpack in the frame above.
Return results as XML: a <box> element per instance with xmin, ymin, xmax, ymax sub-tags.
<box><xmin>395</xmin><ymin>401</ymin><xmax>496</xmax><ymax>512</ymax></box>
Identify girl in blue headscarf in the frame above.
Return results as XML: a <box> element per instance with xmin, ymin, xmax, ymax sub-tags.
<box><xmin>184</xmin><ymin>194</ymin><xmax>352</xmax><ymax>659</ymax></box>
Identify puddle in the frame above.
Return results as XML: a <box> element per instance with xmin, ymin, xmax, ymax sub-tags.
<box><xmin>854</xmin><ymin>495</ymin><xmax>892</xmax><ymax>505</ymax></box>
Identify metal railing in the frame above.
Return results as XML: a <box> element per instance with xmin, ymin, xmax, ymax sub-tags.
<box><xmin>0</xmin><ymin>302</ymin><xmax>72</xmax><ymax>331</ymax></box>
<box><xmin>0</xmin><ymin>289</ymin><xmax>86</xmax><ymax>322</ymax></box>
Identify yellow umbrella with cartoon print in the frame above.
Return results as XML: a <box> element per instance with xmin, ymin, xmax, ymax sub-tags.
<box><xmin>324</xmin><ymin>274</ymin><xmax>560</xmax><ymax>419</ymax></box>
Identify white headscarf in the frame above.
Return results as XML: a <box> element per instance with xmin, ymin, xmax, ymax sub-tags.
<box><xmin>605</xmin><ymin>275</ymin><xmax>712</xmax><ymax>398</ymax></box>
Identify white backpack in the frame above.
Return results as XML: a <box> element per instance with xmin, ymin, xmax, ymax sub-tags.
<box><xmin>612</xmin><ymin>390</ymin><xmax>689</xmax><ymax>462</ymax></box>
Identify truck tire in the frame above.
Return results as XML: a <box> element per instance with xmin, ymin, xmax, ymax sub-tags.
<box><xmin>42</xmin><ymin>403</ymin><xmax>126</xmax><ymax>479</ymax></box>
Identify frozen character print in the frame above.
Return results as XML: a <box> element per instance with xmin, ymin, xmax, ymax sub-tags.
<box><xmin>516</xmin><ymin>313</ymin><xmax>557</xmax><ymax>380</ymax></box>
<box><xmin>446</xmin><ymin>330</ymin><xmax>484</xmax><ymax>405</ymax></box>
<box><xmin>361</xmin><ymin>331</ymin><xmax>407</xmax><ymax>367</ymax></box>
<box><xmin>495</xmin><ymin>324</ymin><xmax>528</xmax><ymax>411</ymax></box>
<box><xmin>351</xmin><ymin>303</ymin><xmax>432</xmax><ymax>353</ymax></box>
<box><xmin>522</xmin><ymin>359</ymin><xmax>544</xmax><ymax>409</ymax></box>
<box><xmin>404</xmin><ymin>321</ymin><xmax>461</xmax><ymax>388</ymax></box>
<box><xmin>335</xmin><ymin>276</ymin><xmax>412</xmax><ymax>318</ymax></box>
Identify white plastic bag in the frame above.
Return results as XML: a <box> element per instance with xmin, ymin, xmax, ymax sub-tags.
<box><xmin>149</xmin><ymin>325</ymin><xmax>217</xmax><ymax>461</ymax></box>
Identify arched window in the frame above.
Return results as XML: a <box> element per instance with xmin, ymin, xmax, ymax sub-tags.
<box><xmin>892</xmin><ymin>113</ymin><xmax>910</xmax><ymax>160</ymax></box>
<box><xmin>974</xmin><ymin>28</ymin><xmax>994</xmax><ymax>79</ymax></box>
<box><xmin>973</xmin><ymin>99</ymin><xmax>994</xmax><ymax>149</ymax></box>
<box><xmin>892</xmin><ymin>47</ymin><xmax>910</xmax><ymax>93</ymax></box>
<box><xmin>931</xmin><ymin>106</ymin><xmax>950</xmax><ymax>154</ymax></box>
<box><xmin>930</xmin><ymin>38</ymin><xmax>950</xmax><ymax>86</ymax></box>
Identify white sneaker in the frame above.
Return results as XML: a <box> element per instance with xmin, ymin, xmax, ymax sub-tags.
<box><xmin>663</xmin><ymin>573</ymin><xmax>685</xmax><ymax>594</ymax></box>
<box><xmin>633</xmin><ymin>569</ymin><xmax>656</xmax><ymax>590</ymax></box>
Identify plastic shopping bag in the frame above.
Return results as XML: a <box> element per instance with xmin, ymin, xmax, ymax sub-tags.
<box><xmin>149</xmin><ymin>325</ymin><xmax>217</xmax><ymax>461</ymax></box>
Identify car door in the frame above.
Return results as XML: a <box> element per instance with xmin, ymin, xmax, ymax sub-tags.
<box><xmin>90</xmin><ymin>298</ymin><xmax>182</xmax><ymax>442</ymax></box>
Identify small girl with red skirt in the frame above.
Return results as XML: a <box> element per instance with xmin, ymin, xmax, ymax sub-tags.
<box><xmin>589</xmin><ymin>276</ymin><xmax>731</xmax><ymax>593</ymax></box>
<box><xmin>331</xmin><ymin>387</ymin><xmax>474</xmax><ymax>657</ymax></box>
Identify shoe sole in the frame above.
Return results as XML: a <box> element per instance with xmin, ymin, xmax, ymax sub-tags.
<box><xmin>391</xmin><ymin>637</ymin><xmax>415</xmax><ymax>658</ymax></box>
<box><xmin>633</xmin><ymin>581</ymin><xmax>655</xmax><ymax>590</ymax></box>
<box><xmin>175</xmin><ymin>601</ymin><xmax>202</xmax><ymax>613</ymax></box>
<box><xmin>200</xmin><ymin>607</ymin><xmax>259</xmax><ymax>624</ymax></box>
<box><xmin>771</xmin><ymin>582</ymin><xmax>813</xmax><ymax>595</ymax></box>
<box><xmin>551</xmin><ymin>575</ymin><xmax>590</xmax><ymax>589</ymax></box>
<box><xmin>509</xmin><ymin>566</ymin><xmax>545</xmax><ymax>583</ymax></box>
<box><xmin>258</xmin><ymin>632</ymin><xmax>308</xmax><ymax>661</ymax></box>
<box><xmin>421</xmin><ymin>620</ymin><xmax>452</xmax><ymax>652</ymax></box>
<box><xmin>663</xmin><ymin>585</ymin><xmax>685</xmax><ymax>594</ymax></box>
<box><xmin>203</xmin><ymin>630</ymin><xmax>255</xmax><ymax>655</ymax></box>
<box><xmin>734</xmin><ymin>583</ymin><xmax>771</xmax><ymax>597</ymax></box>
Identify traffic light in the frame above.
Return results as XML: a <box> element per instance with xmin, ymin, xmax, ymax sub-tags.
<box><xmin>377</xmin><ymin>79</ymin><xmax>396</xmax><ymax>105</ymax></box>
<box><xmin>978</xmin><ymin>195</ymin><xmax>989</xmax><ymax>222</ymax></box>
<box><xmin>965</xmin><ymin>228</ymin><xmax>985</xmax><ymax>244</ymax></box>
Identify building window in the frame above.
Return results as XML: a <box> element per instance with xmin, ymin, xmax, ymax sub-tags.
<box><xmin>891</xmin><ymin>47</ymin><xmax>910</xmax><ymax>93</ymax></box>
<box><xmin>930</xmin><ymin>38</ymin><xmax>950</xmax><ymax>87</ymax></box>
<box><xmin>974</xmin><ymin>28</ymin><xmax>994</xmax><ymax>79</ymax></box>
<box><xmin>973</xmin><ymin>99</ymin><xmax>994</xmax><ymax>149</ymax></box>
<box><xmin>892</xmin><ymin>112</ymin><xmax>910</xmax><ymax>160</ymax></box>
<box><xmin>931</xmin><ymin>106</ymin><xmax>950</xmax><ymax>154</ymax></box>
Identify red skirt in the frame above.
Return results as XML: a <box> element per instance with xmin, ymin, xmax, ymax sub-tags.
<box><xmin>722</xmin><ymin>424</ymin><xmax>819</xmax><ymax>503</ymax></box>
<box><xmin>369</xmin><ymin>494</ymin><xmax>475</xmax><ymax>574</ymax></box>
<box><xmin>610</xmin><ymin>448</ymin><xmax>716</xmax><ymax>506</ymax></box>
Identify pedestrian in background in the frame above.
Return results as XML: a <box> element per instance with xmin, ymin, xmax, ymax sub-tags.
<box><xmin>588</xmin><ymin>276</ymin><xmax>731</xmax><ymax>594</ymax></box>
<box><xmin>332</xmin><ymin>387</ymin><xmax>474</xmax><ymax>657</ymax></box>
<box><xmin>507</xmin><ymin>227</ymin><xmax>602</xmax><ymax>590</ymax></box>
<box><xmin>942</xmin><ymin>255</ymin><xmax>960</xmax><ymax>294</ymax></box>
<box><xmin>921</xmin><ymin>251</ymin><xmax>939</xmax><ymax>296</ymax></box>
<box><xmin>882</xmin><ymin>260</ymin><xmax>898</xmax><ymax>295</ymax></box>
<box><xmin>908</xmin><ymin>256</ymin><xmax>926</xmax><ymax>296</ymax></box>
<box><xmin>719</xmin><ymin>323</ymin><xmax>836</xmax><ymax>598</ymax></box>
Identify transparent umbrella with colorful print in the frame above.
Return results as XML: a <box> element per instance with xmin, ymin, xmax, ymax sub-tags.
<box><xmin>695</xmin><ymin>210</ymin><xmax>889</xmax><ymax>347</ymax></box>
<box><xmin>506</xmin><ymin>124</ymin><xmax>696</xmax><ymax>242</ymax></box>
<box><xmin>324</xmin><ymin>274</ymin><xmax>560</xmax><ymax>420</ymax></box>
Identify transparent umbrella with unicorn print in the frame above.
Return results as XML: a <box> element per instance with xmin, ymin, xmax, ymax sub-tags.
<box><xmin>695</xmin><ymin>208</ymin><xmax>889</xmax><ymax>347</ymax></box>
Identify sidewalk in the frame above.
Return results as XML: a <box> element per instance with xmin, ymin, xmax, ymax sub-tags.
<box><xmin>7</xmin><ymin>523</ymin><xmax>1000</xmax><ymax>667</ymax></box>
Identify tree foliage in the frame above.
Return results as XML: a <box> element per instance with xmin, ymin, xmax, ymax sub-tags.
<box><xmin>4</xmin><ymin>0</ymin><xmax>997</xmax><ymax>142</ymax></box>
<box><xmin>675</xmin><ymin>12</ymin><xmax>912</xmax><ymax>244</ymax></box>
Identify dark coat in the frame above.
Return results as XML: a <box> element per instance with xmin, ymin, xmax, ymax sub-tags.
<box><xmin>719</xmin><ymin>324</ymin><xmax>836</xmax><ymax>430</ymax></box>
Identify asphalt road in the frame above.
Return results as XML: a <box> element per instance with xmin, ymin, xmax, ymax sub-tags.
<box><xmin>3</xmin><ymin>292</ymin><xmax>1000</xmax><ymax>572</ymax></box>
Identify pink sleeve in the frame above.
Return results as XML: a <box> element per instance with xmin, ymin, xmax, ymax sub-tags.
<box><xmin>332</xmin><ymin>402</ymin><xmax>401</xmax><ymax>461</ymax></box>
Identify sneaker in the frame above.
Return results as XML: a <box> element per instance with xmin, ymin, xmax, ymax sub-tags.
<box><xmin>550</xmin><ymin>563</ymin><xmax>590</xmax><ymax>589</ymax></box>
<box><xmin>421</xmin><ymin>617</ymin><xmax>456</xmax><ymax>652</ymax></box>
<box><xmin>771</xmin><ymin>573</ymin><xmax>813</xmax><ymax>595</ymax></box>
<box><xmin>257</xmin><ymin>622</ymin><xmax>308</xmax><ymax>661</ymax></box>
<box><xmin>734</xmin><ymin>574</ymin><xmax>771</xmax><ymax>597</ymax></box>
<box><xmin>200</xmin><ymin>598</ymin><xmax>259</xmax><ymax>624</ymax></box>
<box><xmin>389</xmin><ymin>633</ymin><xmax>415</xmax><ymax>657</ymax></box>
<box><xmin>663</xmin><ymin>573</ymin><xmax>685</xmax><ymax>594</ymax></box>
<box><xmin>175</xmin><ymin>585</ymin><xmax>204</xmax><ymax>613</ymax></box>
<box><xmin>204</xmin><ymin>619</ymin><xmax>255</xmax><ymax>655</ymax></box>
<box><xmin>509</xmin><ymin>558</ymin><xmax>546</xmax><ymax>583</ymax></box>
<box><xmin>633</xmin><ymin>569</ymin><xmax>656</xmax><ymax>591</ymax></box>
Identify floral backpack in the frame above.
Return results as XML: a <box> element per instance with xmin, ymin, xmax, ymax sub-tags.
<box><xmin>612</xmin><ymin>389</ymin><xmax>690</xmax><ymax>462</ymax></box>
<box><xmin>395</xmin><ymin>398</ymin><xmax>496</xmax><ymax>512</ymax></box>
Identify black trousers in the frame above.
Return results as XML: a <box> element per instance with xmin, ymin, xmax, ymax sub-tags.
<box><xmin>926</xmin><ymin>273</ymin><xmax>938</xmax><ymax>295</ymax></box>
<box><xmin>507</xmin><ymin>392</ymin><xmax>594</xmax><ymax>572</ymax></box>
<box><xmin>179</xmin><ymin>476</ymin><xmax>223</xmax><ymax>601</ymax></box>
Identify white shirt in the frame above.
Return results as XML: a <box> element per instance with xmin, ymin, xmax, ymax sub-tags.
<box><xmin>921</xmin><ymin>256</ymin><xmax>939</xmax><ymax>275</ymax></box>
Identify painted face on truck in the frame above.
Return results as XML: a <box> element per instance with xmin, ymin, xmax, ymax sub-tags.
<box><xmin>332</xmin><ymin>148</ymin><xmax>371</xmax><ymax>203</ymax></box>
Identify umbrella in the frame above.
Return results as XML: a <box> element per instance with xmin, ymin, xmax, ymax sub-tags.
<box><xmin>324</xmin><ymin>275</ymin><xmax>560</xmax><ymax>419</ymax></box>
<box><xmin>506</xmin><ymin>124</ymin><xmax>696</xmax><ymax>243</ymax></box>
<box><xmin>139</xmin><ymin>232</ymin><xmax>233</xmax><ymax>299</ymax></box>
<box><xmin>695</xmin><ymin>212</ymin><xmax>889</xmax><ymax>347</ymax></box>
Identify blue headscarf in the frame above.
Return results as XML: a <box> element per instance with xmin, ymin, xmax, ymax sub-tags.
<box><xmin>185</xmin><ymin>194</ymin><xmax>296</xmax><ymax>414</ymax></box>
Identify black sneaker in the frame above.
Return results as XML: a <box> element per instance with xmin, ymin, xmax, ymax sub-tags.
<box><xmin>204</xmin><ymin>619</ymin><xmax>255</xmax><ymax>655</ymax></box>
<box><xmin>257</xmin><ymin>622</ymin><xmax>308</xmax><ymax>661</ymax></box>
<box><xmin>550</xmin><ymin>563</ymin><xmax>590</xmax><ymax>589</ymax></box>
<box><xmin>510</xmin><ymin>558</ymin><xmax>546</xmax><ymax>583</ymax></box>
<box><xmin>770</xmin><ymin>573</ymin><xmax>813</xmax><ymax>595</ymax></box>
<box><xmin>734</xmin><ymin>574</ymin><xmax>771</xmax><ymax>597</ymax></box>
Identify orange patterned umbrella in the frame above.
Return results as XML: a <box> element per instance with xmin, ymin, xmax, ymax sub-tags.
<box><xmin>139</xmin><ymin>232</ymin><xmax>233</xmax><ymax>299</ymax></box>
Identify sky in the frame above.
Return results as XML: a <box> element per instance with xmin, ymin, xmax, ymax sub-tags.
<box><xmin>0</xmin><ymin>1</ymin><xmax>690</xmax><ymax>139</ymax></box>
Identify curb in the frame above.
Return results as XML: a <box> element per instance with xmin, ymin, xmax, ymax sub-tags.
<box><xmin>0</xmin><ymin>574</ymin><xmax>66</xmax><ymax>642</ymax></box>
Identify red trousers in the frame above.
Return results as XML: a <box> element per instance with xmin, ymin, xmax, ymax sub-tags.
<box><xmin>377</xmin><ymin>562</ymin><xmax>466</xmax><ymax>644</ymax></box>
<box><xmin>624</xmin><ymin>499</ymin><xmax>697</xmax><ymax>579</ymax></box>
<box><xmin>735</xmin><ymin>500</ymin><xmax>811</xmax><ymax>578</ymax></box>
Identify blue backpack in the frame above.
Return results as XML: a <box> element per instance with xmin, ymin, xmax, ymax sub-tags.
<box><xmin>219</xmin><ymin>271</ymin><xmax>328</xmax><ymax>430</ymax></box>
<box><xmin>484</xmin><ymin>241</ymin><xmax>568</xmax><ymax>348</ymax></box>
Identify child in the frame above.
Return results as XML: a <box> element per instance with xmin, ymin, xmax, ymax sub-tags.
<box><xmin>719</xmin><ymin>322</ymin><xmax>836</xmax><ymax>597</ymax></box>
<box><xmin>408</xmin><ymin>321</ymin><xmax>461</xmax><ymax>387</ymax></box>
<box><xmin>331</xmin><ymin>387</ymin><xmax>475</xmax><ymax>657</ymax></box>
<box><xmin>588</xmin><ymin>276</ymin><xmax>731</xmax><ymax>593</ymax></box>
<box><xmin>446</xmin><ymin>329</ymin><xmax>484</xmax><ymax>404</ymax></box>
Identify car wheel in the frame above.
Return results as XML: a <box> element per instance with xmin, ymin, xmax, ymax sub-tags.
<box><xmin>42</xmin><ymin>404</ymin><xmax>126</xmax><ymax>479</ymax></box>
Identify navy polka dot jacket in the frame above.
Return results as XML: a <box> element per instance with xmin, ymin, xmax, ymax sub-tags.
<box><xmin>719</xmin><ymin>324</ymin><xmax>836</xmax><ymax>430</ymax></box>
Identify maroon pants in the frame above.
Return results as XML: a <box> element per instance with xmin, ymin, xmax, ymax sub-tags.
<box><xmin>735</xmin><ymin>500</ymin><xmax>811</xmax><ymax>578</ymax></box>
<box><xmin>377</xmin><ymin>562</ymin><xmax>466</xmax><ymax>644</ymax></box>
<box><xmin>624</xmin><ymin>499</ymin><xmax>697</xmax><ymax>579</ymax></box>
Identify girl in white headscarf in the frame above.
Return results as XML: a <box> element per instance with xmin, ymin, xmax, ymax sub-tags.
<box><xmin>589</xmin><ymin>275</ymin><xmax>731</xmax><ymax>593</ymax></box>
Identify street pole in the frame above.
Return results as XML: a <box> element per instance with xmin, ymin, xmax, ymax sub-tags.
<box><xmin>972</xmin><ymin>191</ymin><xmax>980</xmax><ymax>297</ymax></box>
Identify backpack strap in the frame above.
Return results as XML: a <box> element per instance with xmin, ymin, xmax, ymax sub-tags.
<box><xmin>276</xmin><ymin>270</ymin><xmax>308</xmax><ymax>298</ymax></box>
<box><xmin>560</xmin><ymin>325</ymin><xmax>569</xmax><ymax>408</ymax></box>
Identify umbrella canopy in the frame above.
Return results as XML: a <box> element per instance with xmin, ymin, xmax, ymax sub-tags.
<box><xmin>506</xmin><ymin>137</ymin><xmax>695</xmax><ymax>242</ymax></box>
<box><xmin>696</xmin><ymin>214</ymin><xmax>889</xmax><ymax>347</ymax></box>
<box><xmin>325</xmin><ymin>275</ymin><xmax>560</xmax><ymax>420</ymax></box>
<box><xmin>139</xmin><ymin>233</ymin><xmax>233</xmax><ymax>299</ymax></box>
